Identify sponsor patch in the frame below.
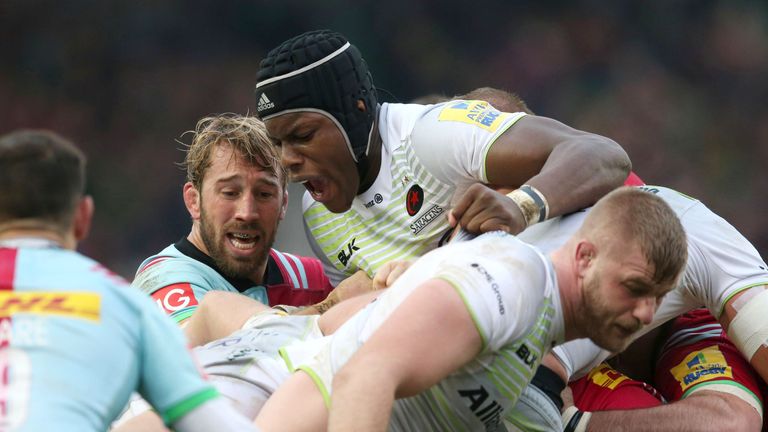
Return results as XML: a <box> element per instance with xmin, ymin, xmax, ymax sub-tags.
<box><xmin>0</xmin><ymin>292</ymin><xmax>100</xmax><ymax>321</ymax></box>
<box><xmin>410</xmin><ymin>204</ymin><xmax>444</xmax><ymax>235</ymax></box>
<box><xmin>438</xmin><ymin>100</ymin><xmax>510</xmax><ymax>132</ymax></box>
<box><xmin>337</xmin><ymin>238</ymin><xmax>360</xmax><ymax>267</ymax></box>
<box><xmin>671</xmin><ymin>345</ymin><xmax>732</xmax><ymax>391</ymax></box>
<box><xmin>458</xmin><ymin>385</ymin><xmax>503</xmax><ymax>430</ymax></box>
<box><xmin>587</xmin><ymin>364</ymin><xmax>629</xmax><ymax>390</ymax></box>
<box><xmin>152</xmin><ymin>283</ymin><xmax>198</xmax><ymax>315</ymax></box>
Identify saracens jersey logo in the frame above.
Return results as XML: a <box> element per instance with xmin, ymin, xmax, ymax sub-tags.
<box><xmin>406</xmin><ymin>184</ymin><xmax>424</xmax><ymax>216</ymax></box>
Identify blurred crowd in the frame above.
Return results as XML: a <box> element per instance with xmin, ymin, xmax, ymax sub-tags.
<box><xmin>1</xmin><ymin>0</ymin><xmax>766</xmax><ymax>278</ymax></box>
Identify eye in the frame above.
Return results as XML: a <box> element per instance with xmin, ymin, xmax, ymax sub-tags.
<box><xmin>221</xmin><ymin>189</ymin><xmax>239</xmax><ymax>198</ymax></box>
<box><xmin>293</xmin><ymin>130</ymin><xmax>314</xmax><ymax>142</ymax></box>
<box><xmin>624</xmin><ymin>283</ymin><xmax>647</xmax><ymax>297</ymax></box>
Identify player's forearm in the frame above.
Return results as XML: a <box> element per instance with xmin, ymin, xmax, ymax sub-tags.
<box><xmin>329</xmin><ymin>366</ymin><xmax>396</xmax><ymax>432</ymax></box>
<box><xmin>583</xmin><ymin>392</ymin><xmax>760</xmax><ymax>432</ymax></box>
<box><xmin>529</xmin><ymin>135</ymin><xmax>629</xmax><ymax>218</ymax></box>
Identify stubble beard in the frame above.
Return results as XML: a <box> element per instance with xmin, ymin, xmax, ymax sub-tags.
<box><xmin>581</xmin><ymin>272</ymin><xmax>628</xmax><ymax>353</ymax></box>
<box><xmin>198</xmin><ymin>206</ymin><xmax>274</xmax><ymax>281</ymax></box>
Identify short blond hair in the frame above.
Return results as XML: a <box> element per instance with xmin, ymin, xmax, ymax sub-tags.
<box><xmin>181</xmin><ymin>114</ymin><xmax>286</xmax><ymax>190</ymax></box>
<box><xmin>581</xmin><ymin>187</ymin><xmax>688</xmax><ymax>285</ymax></box>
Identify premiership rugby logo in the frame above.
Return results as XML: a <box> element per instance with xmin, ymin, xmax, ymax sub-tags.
<box><xmin>405</xmin><ymin>184</ymin><xmax>424</xmax><ymax>216</ymax></box>
<box><xmin>257</xmin><ymin>93</ymin><xmax>275</xmax><ymax>112</ymax></box>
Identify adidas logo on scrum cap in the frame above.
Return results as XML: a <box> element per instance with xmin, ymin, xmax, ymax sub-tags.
<box><xmin>257</xmin><ymin>93</ymin><xmax>275</xmax><ymax>112</ymax></box>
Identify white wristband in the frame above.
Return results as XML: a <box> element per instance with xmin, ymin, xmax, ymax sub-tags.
<box><xmin>506</xmin><ymin>184</ymin><xmax>549</xmax><ymax>227</ymax></box>
<box><xmin>562</xmin><ymin>406</ymin><xmax>592</xmax><ymax>432</ymax></box>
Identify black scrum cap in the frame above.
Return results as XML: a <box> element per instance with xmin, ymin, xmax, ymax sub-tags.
<box><xmin>255</xmin><ymin>30</ymin><xmax>377</xmax><ymax>186</ymax></box>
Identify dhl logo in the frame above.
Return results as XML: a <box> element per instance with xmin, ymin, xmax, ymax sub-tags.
<box><xmin>0</xmin><ymin>292</ymin><xmax>100</xmax><ymax>321</ymax></box>
<box><xmin>587</xmin><ymin>363</ymin><xmax>629</xmax><ymax>389</ymax></box>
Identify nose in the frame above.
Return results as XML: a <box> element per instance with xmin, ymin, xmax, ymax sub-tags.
<box><xmin>632</xmin><ymin>297</ymin><xmax>657</xmax><ymax>326</ymax></box>
<box><xmin>234</xmin><ymin>194</ymin><xmax>259</xmax><ymax>222</ymax></box>
<box><xmin>280</xmin><ymin>144</ymin><xmax>303</xmax><ymax>175</ymax></box>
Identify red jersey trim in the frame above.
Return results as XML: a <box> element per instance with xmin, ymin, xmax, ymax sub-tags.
<box><xmin>0</xmin><ymin>249</ymin><xmax>17</xmax><ymax>291</ymax></box>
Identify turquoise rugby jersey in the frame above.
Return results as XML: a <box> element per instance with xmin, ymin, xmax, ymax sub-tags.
<box><xmin>0</xmin><ymin>242</ymin><xmax>216</xmax><ymax>431</ymax></box>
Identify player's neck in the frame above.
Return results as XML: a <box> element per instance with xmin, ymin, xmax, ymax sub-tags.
<box><xmin>550</xmin><ymin>247</ymin><xmax>585</xmax><ymax>342</ymax></box>
<box><xmin>0</xmin><ymin>223</ymin><xmax>69</xmax><ymax>249</ymax></box>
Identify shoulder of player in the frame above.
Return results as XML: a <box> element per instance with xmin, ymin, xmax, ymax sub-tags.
<box><xmin>269</xmin><ymin>248</ymin><xmax>330</xmax><ymax>289</ymax></box>
<box><xmin>132</xmin><ymin>253</ymin><xmax>228</xmax><ymax>295</ymax></box>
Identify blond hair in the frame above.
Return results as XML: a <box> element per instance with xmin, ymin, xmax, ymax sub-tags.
<box><xmin>581</xmin><ymin>187</ymin><xmax>688</xmax><ymax>285</ymax></box>
<box><xmin>181</xmin><ymin>114</ymin><xmax>285</xmax><ymax>190</ymax></box>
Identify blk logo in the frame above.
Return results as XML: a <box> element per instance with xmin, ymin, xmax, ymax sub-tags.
<box><xmin>406</xmin><ymin>184</ymin><xmax>424</xmax><ymax>216</ymax></box>
<box><xmin>516</xmin><ymin>344</ymin><xmax>537</xmax><ymax>367</ymax></box>
<box><xmin>338</xmin><ymin>238</ymin><xmax>360</xmax><ymax>267</ymax></box>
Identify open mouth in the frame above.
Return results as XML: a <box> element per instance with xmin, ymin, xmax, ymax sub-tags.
<box><xmin>302</xmin><ymin>177</ymin><xmax>329</xmax><ymax>202</ymax></box>
<box><xmin>226</xmin><ymin>232</ymin><xmax>260</xmax><ymax>250</ymax></box>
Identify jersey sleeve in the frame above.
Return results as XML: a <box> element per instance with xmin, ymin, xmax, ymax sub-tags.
<box><xmin>136</xmin><ymin>294</ymin><xmax>218</xmax><ymax>425</ymax></box>
<box><xmin>132</xmin><ymin>258</ymin><xmax>214</xmax><ymax>323</ymax></box>
<box><xmin>409</xmin><ymin>100</ymin><xmax>526</xmax><ymax>184</ymax></box>
<box><xmin>654</xmin><ymin>311</ymin><xmax>764</xmax><ymax>414</ymax></box>
<box><xmin>433</xmin><ymin>241</ymin><xmax>547</xmax><ymax>352</ymax></box>
<box><xmin>677</xmin><ymin>199</ymin><xmax>768</xmax><ymax>317</ymax></box>
<box><xmin>571</xmin><ymin>363</ymin><xmax>664</xmax><ymax>411</ymax></box>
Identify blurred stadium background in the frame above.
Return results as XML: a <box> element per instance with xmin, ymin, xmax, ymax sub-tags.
<box><xmin>1</xmin><ymin>1</ymin><xmax>766</xmax><ymax>278</ymax></box>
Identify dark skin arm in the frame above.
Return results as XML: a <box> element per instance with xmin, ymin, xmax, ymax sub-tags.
<box><xmin>450</xmin><ymin>115</ymin><xmax>630</xmax><ymax>234</ymax></box>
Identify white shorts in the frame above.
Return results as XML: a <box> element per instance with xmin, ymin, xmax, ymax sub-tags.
<box><xmin>195</xmin><ymin>310</ymin><xmax>322</xmax><ymax>419</ymax></box>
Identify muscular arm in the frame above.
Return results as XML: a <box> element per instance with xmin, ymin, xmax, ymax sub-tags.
<box><xmin>183</xmin><ymin>291</ymin><xmax>272</xmax><ymax>347</ymax></box>
<box><xmin>328</xmin><ymin>278</ymin><xmax>482</xmax><ymax>431</ymax></box>
<box><xmin>452</xmin><ymin>115</ymin><xmax>630</xmax><ymax>234</ymax></box>
<box><xmin>584</xmin><ymin>390</ymin><xmax>761</xmax><ymax>432</ymax></box>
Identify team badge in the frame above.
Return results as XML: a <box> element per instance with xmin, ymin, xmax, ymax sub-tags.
<box><xmin>406</xmin><ymin>184</ymin><xmax>424</xmax><ymax>216</ymax></box>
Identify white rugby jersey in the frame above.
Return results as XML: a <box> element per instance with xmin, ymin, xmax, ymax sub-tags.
<box><xmin>284</xmin><ymin>231</ymin><xmax>565</xmax><ymax>431</ymax></box>
<box><xmin>303</xmin><ymin>101</ymin><xmax>526</xmax><ymax>285</ymax></box>
<box><xmin>515</xmin><ymin>185</ymin><xmax>768</xmax><ymax>378</ymax></box>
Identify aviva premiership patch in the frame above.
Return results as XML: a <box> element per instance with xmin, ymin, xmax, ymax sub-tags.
<box><xmin>438</xmin><ymin>100</ymin><xmax>510</xmax><ymax>132</ymax></box>
<box><xmin>670</xmin><ymin>345</ymin><xmax>732</xmax><ymax>392</ymax></box>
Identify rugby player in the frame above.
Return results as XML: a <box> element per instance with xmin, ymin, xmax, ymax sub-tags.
<box><xmin>253</xmin><ymin>29</ymin><xmax>632</xmax><ymax>286</ymax></box>
<box><xmin>0</xmin><ymin>130</ymin><xmax>256</xmax><ymax>431</ymax></box>
<box><xmin>254</xmin><ymin>187</ymin><xmax>687</xmax><ymax>431</ymax></box>
<box><xmin>131</xmin><ymin>114</ymin><xmax>366</xmax><ymax>325</ymax></box>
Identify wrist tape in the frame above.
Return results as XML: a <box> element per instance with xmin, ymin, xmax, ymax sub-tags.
<box><xmin>506</xmin><ymin>184</ymin><xmax>549</xmax><ymax>227</ymax></box>
<box><xmin>562</xmin><ymin>406</ymin><xmax>592</xmax><ymax>432</ymax></box>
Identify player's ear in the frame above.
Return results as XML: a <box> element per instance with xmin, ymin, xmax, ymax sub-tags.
<box><xmin>356</xmin><ymin>99</ymin><xmax>367</xmax><ymax>112</ymax></box>
<box><xmin>575</xmin><ymin>240</ymin><xmax>596</xmax><ymax>276</ymax></box>
<box><xmin>279</xmin><ymin>190</ymin><xmax>288</xmax><ymax>221</ymax></box>
<box><xmin>183</xmin><ymin>182</ymin><xmax>201</xmax><ymax>220</ymax></box>
<box><xmin>73</xmin><ymin>195</ymin><xmax>94</xmax><ymax>242</ymax></box>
